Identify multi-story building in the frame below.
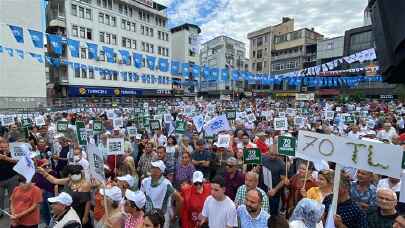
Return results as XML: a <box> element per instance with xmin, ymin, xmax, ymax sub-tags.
<box><xmin>248</xmin><ymin>17</ymin><xmax>294</xmax><ymax>74</ymax></box>
<box><xmin>170</xmin><ymin>23</ymin><xmax>201</xmax><ymax>96</ymax></box>
<box><xmin>199</xmin><ymin>35</ymin><xmax>247</xmax><ymax>95</ymax></box>
<box><xmin>0</xmin><ymin>0</ymin><xmax>47</xmax><ymax>108</ymax></box>
<box><xmin>316</xmin><ymin>36</ymin><xmax>344</xmax><ymax>65</ymax></box>
<box><xmin>46</xmin><ymin>0</ymin><xmax>172</xmax><ymax>104</ymax></box>
<box><xmin>343</xmin><ymin>25</ymin><xmax>374</xmax><ymax>56</ymax></box>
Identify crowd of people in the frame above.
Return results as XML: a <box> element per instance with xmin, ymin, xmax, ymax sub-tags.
<box><xmin>1</xmin><ymin>97</ymin><xmax>405</xmax><ymax>228</ymax></box>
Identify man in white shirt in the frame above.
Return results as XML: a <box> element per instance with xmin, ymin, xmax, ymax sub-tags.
<box><xmin>200</xmin><ymin>176</ymin><xmax>238</xmax><ymax>228</ymax></box>
<box><xmin>377</xmin><ymin>122</ymin><xmax>398</xmax><ymax>142</ymax></box>
<box><xmin>347</xmin><ymin>124</ymin><xmax>361</xmax><ymax>140</ymax></box>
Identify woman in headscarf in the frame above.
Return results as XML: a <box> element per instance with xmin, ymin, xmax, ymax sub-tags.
<box><xmin>289</xmin><ymin>198</ymin><xmax>325</xmax><ymax>228</ymax></box>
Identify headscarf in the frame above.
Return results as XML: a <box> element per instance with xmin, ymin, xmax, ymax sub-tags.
<box><xmin>289</xmin><ymin>198</ymin><xmax>325</xmax><ymax>228</ymax></box>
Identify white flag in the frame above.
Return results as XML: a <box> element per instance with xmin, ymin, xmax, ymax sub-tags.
<box><xmin>192</xmin><ymin>115</ymin><xmax>204</xmax><ymax>133</ymax></box>
<box><xmin>13</xmin><ymin>155</ymin><xmax>35</xmax><ymax>182</ymax></box>
<box><xmin>205</xmin><ymin>115</ymin><xmax>231</xmax><ymax>136</ymax></box>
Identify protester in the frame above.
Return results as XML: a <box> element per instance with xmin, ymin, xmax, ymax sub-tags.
<box><xmin>48</xmin><ymin>192</ymin><xmax>81</xmax><ymax>228</ymax></box>
<box><xmin>304</xmin><ymin>169</ymin><xmax>333</xmax><ymax>203</ymax></box>
<box><xmin>200</xmin><ymin>176</ymin><xmax>238</xmax><ymax>228</ymax></box>
<box><xmin>174</xmin><ymin>151</ymin><xmax>195</xmax><ymax>188</ymax></box>
<box><xmin>10</xmin><ymin>175</ymin><xmax>43</xmax><ymax>228</ymax></box>
<box><xmin>224</xmin><ymin>157</ymin><xmax>245</xmax><ymax>201</ymax></box>
<box><xmin>124</xmin><ymin>189</ymin><xmax>146</xmax><ymax>228</ymax></box>
<box><xmin>97</xmin><ymin>186</ymin><xmax>126</xmax><ymax>228</ymax></box>
<box><xmin>0</xmin><ymin>136</ymin><xmax>18</xmax><ymax>216</ymax></box>
<box><xmin>191</xmin><ymin>139</ymin><xmax>211</xmax><ymax>178</ymax></box>
<box><xmin>234</xmin><ymin>171</ymin><xmax>269</xmax><ymax>213</ymax></box>
<box><xmin>237</xmin><ymin>189</ymin><xmax>270</xmax><ymax>227</ymax></box>
<box><xmin>366</xmin><ymin>187</ymin><xmax>398</xmax><ymax>228</ymax></box>
<box><xmin>350</xmin><ymin>169</ymin><xmax>377</xmax><ymax>211</ymax></box>
<box><xmin>289</xmin><ymin>198</ymin><xmax>325</xmax><ymax>228</ymax></box>
<box><xmin>142</xmin><ymin>209</ymin><xmax>165</xmax><ymax>228</ymax></box>
<box><xmin>138</xmin><ymin>142</ymin><xmax>158</xmax><ymax>178</ymax></box>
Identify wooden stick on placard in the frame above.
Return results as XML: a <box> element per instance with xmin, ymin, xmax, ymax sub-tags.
<box><xmin>285</xmin><ymin>156</ymin><xmax>288</xmax><ymax>177</ymax></box>
<box><xmin>102</xmin><ymin>184</ymin><xmax>109</xmax><ymax>218</ymax></box>
<box><xmin>302</xmin><ymin>160</ymin><xmax>310</xmax><ymax>189</ymax></box>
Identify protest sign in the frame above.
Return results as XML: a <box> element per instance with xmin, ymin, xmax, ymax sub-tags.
<box><xmin>278</xmin><ymin>136</ymin><xmax>296</xmax><ymax>156</ymax></box>
<box><xmin>297</xmin><ymin>130</ymin><xmax>403</xmax><ymax>178</ymax></box>
<box><xmin>9</xmin><ymin>142</ymin><xmax>29</xmax><ymax>160</ymax></box>
<box><xmin>205</xmin><ymin>115</ymin><xmax>231</xmax><ymax>136</ymax></box>
<box><xmin>87</xmin><ymin>143</ymin><xmax>105</xmax><ymax>183</ymax></box>
<box><xmin>295</xmin><ymin>93</ymin><xmax>315</xmax><ymax>101</ymax></box>
<box><xmin>247</xmin><ymin>113</ymin><xmax>256</xmax><ymax>123</ymax></box>
<box><xmin>76</xmin><ymin>121</ymin><xmax>87</xmax><ymax>146</ymax></box>
<box><xmin>106</xmin><ymin>110</ymin><xmax>115</xmax><ymax>119</ymax></box>
<box><xmin>150</xmin><ymin>120</ymin><xmax>161</xmax><ymax>131</ymax></box>
<box><xmin>216</xmin><ymin>134</ymin><xmax>231</xmax><ymax>148</ymax></box>
<box><xmin>192</xmin><ymin>115</ymin><xmax>204</xmax><ymax>133</ymax></box>
<box><xmin>225</xmin><ymin>109</ymin><xmax>236</xmax><ymax>120</ymax></box>
<box><xmin>164</xmin><ymin>114</ymin><xmax>173</xmax><ymax>123</ymax></box>
<box><xmin>35</xmin><ymin>116</ymin><xmax>46</xmax><ymax>126</ymax></box>
<box><xmin>107</xmin><ymin>138</ymin><xmax>124</xmax><ymax>155</ymax></box>
<box><xmin>21</xmin><ymin>118</ymin><xmax>31</xmax><ymax>128</ymax></box>
<box><xmin>324</xmin><ymin>111</ymin><xmax>335</xmax><ymax>120</ymax></box>
<box><xmin>294</xmin><ymin>117</ymin><xmax>305</xmax><ymax>128</ymax></box>
<box><xmin>13</xmin><ymin>155</ymin><xmax>35</xmax><ymax>182</ymax></box>
<box><xmin>57</xmin><ymin>121</ymin><xmax>68</xmax><ymax>132</ymax></box>
<box><xmin>184</xmin><ymin>105</ymin><xmax>193</xmax><ymax>116</ymax></box>
<box><xmin>127</xmin><ymin>126</ymin><xmax>137</xmax><ymax>137</ymax></box>
<box><xmin>274</xmin><ymin>117</ymin><xmax>288</xmax><ymax>131</ymax></box>
<box><xmin>113</xmin><ymin>118</ymin><xmax>123</xmax><ymax>129</ymax></box>
<box><xmin>93</xmin><ymin>120</ymin><xmax>103</xmax><ymax>133</ymax></box>
<box><xmin>175</xmin><ymin>120</ymin><xmax>186</xmax><ymax>134</ymax></box>
<box><xmin>207</xmin><ymin>104</ymin><xmax>215</xmax><ymax>114</ymax></box>
<box><xmin>243</xmin><ymin>148</ymin><xmax>262</xmax><ymax>165</ymax></box>
<box><xmin>1</xmin><ymin>116</ymin><xmax>15</xmax><ymax>126</ymax></box>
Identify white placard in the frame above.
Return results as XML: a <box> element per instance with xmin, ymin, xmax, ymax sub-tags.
<box><xmin>35</xmin><ymin>116</ymin><xmax>46</xmax><ymax>126</ymax></box>
<box><xmin>274</xmin><ymin>117</ymin><xmax>288</xmax><ymax>131</ymax></box>
<box><xmin>278</xmin><ymin>112</ymin><xmax>286</xmax><ymax>118</ymax></box>
<box><xmin>247</xmin><ymin>113</ymin><xmax>256</xmax><ymax>123</ymax></box>
<box><xmin>216</xmin><ymin>134</ymin><xmax>231</xmax><ymax>148</ymax></box>
<box><xmin>297</xmin><ymin>130</ymin><xmax>403</xmax><ymax>178</ymax></box>
<box><xmin>106</xmin><ymin>138</ymin><xmax>125</xmax><ymax>155</ymax></box>
<box><xmin>164</xmin><ymin>114</ymin><xmax>173</xmax><ymax>123</ymax></box>
<box><xmin>106</xmin><ymin>110</ymin><xmax>115</xmax><ymax>119</ymax></box>
<box><xmin>294</xmin><ymin>117</ymin><xmax>305</xmax><ymax>128</ymax></box>
<box><xmin>113</xmin><ymin>118</ymin><xmax>123</xmax><ymax>129</ymax></box>
<box><xmin>127</xmin><ymin>127</ymin><xmax>137</xmax><ymax>136</ymax></box>
<box><xmin>143</xmin><ymin>102</ymin><xmax>149</xmax><ymax>109</ymax></box>
<box><xmin>336</xmin><ymin>107</ymin><xmax>342</xmax><ymax>112</ymax></box>
<box><xmin>13</xmin><ymin>155</ymin><xmax>35</xmax><ymax>182</ymax></box>
<box><xmin>9</xmin><ymin>142</ymin><xmax>29</xmax><ymax>160</ymax></box>
<box><xmin>184</xmin><ymin>105</ymin><xmax>193</xmax><ymax>116</ymax></box>
<box><xmin>286</xmin><ymin>108</ymin><xmax>296</xmax><ymax>117</ymax></box>
<box><xmin>205</xmin><ymin>115</ymin><xmax>231</xmax><ymax>136</ymax></box>
<box><xmin>324</xmin><ymin>111</ymin><xmax>335</xmax><ymax>120</ymax></box>
<box><xmin>295</xmin><ymin>93</ymin><xmax>315</xmax><ymax>101</ymax></box>
<box><xmin>192</xmin><ymin>115</ymin><xmax>204</xmax><ymax>133</ymax></box>
<box><xmin>87</xmin><ymin>143</ymin><xmax>105</xmax><ymax>183</ymax></box>
<box><xmin>207</xmin><ymin>104</ymin><xmax>215</xmax><ymax>114</ymax></box>
<box><xmin>1</xmin><ymin>116</ymin><xmax>15</xmax><ymax>126</ymax></box>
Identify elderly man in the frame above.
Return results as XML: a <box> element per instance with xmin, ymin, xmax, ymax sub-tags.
<box><xmin>367</xmin><ymin>188</ymin><xmax>398</xmax><ymax>228</ymax></box>
<box><xmin>140</xmin><ymin>160</ymin><xmax>182</xmax><ymax>228</ymax></box>
<box><xmin>237</xmin><ymin>189</ymin><xmax>270</xmax><ymax>228</ymax></box>
<box><xmin>224</xmin><ymin>157</ymin><xmax>245</xmax><ymax>200</ymax></box>
<box><xmin>235</xmin><ymin>171</ymin><xmax>269</xmax><ymax>213</ymax></box>
<box><xmin>350</xmin><ymin>169</ymin><xmax>377</xmax><ymax>211</ymax></box>
<box><xmin>48</xmin><ymin>192</ymin><xmax>81</xmax><ymax>228</ymax></box>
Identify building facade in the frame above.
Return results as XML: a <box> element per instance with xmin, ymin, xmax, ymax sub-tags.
<box><xmin>46</xmin><ymin>0</ymin><xmax>172</xmax><ymax>101</ymax></box>
<box><xmin>248</xmin><ymin>17</ymin><xmax>294</xmax><ymax>74</ymax></box>
<box><xmin>316</xmin><ymin>36</ymin><xmax>344</xmax><ymax>64</ymax></box>
<box><xmin>343</xmin><ymin>25</ymin><xmax>374</xmax><ymax>56</ymax></box>
<box><xmin>199</xmin><ymin>35</ymin><xmax>247</xmax><ymax>94</ymax></box>
<box><xmin>0</xmin><ymin>0</ymin><xmax>47</xmax><ymax>106</ymax></box>
<box><xmin>170</xmin><ymin>23</ymin><xmax>201</xmax><ymax>96</ymax></box>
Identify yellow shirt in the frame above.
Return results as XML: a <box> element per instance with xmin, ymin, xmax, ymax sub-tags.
<box><xmin>306</xmin><ymin>187</ymin><xmax>323</xmax><ymax>202</ymax></box>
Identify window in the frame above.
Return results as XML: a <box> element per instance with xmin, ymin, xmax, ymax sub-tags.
<box><xmin>107</xmin><ymin>0</ymin><xmax>112</xmax><ymax>9</ymax></box>
<box><xmin>81</xmin><ymin>68</ymin><xmax>87</xmax><ymax>78</ymax></box>
<box><xmin>132</xmin><ymin>23</ymin><xmax>136</xmax><ymax>32</ymax></box>
<box><xmin>72</xmin><ymin>25</ymin><xmax>78</xmax><ymax>37</ymax></box>
<box><xmin>89</xmin><ymin>68</ymin><xmax>94</xmax><ymax>79</ymax></box>
<box><xmin>132</xmin><ymin>40</ymin><xmax>136</xmax><ymax>49</ymax></box>
<box><xmin>141</xmin><ymin>25</ymin><xmax>145</xmax><ymax>35</ymax></box>
<box><xmin>127</xmin><ymin>21</ymin><xmax>130</xmax><ymax>30</ymax></box>
<box><xmin>142</xmin><ymin>42</ymin><xmax>145</xmax><ymax>51</ymax></box>
<box><xmin>106</xmin><ymin>33</ymin><xmax>111</xmax><ymax>44</ymax></box>
<box><xmin>257</xmin><ymin>37</ymin><xmax>263</xmax><ymax>47</ymax></box>
<box><xmin>85</xmin><ymin>8</ymin><xmax>91</xmax><ymax>20</ymax></box>
<box><xmin>113</xmin><ymin>71</ymin><xmax>118</xmax><ymax>80</ymax></box>
<box><xmin>118</xmin><ymin>3</ymin><xmax>123</xmax><ymax>13</ymax></box>
<box><xmin>97</xmin><ymin>0</ymin><xmax>101</xmax><ymax>6</ymax></box>
<box><xmin>150</xmin><ymin>28</ymin><xmax>153</xmax><ymax>37</ymax></box>
<box><xmin>80</xmin><ymin>48</ymin><xmax>87</xmax><ymax>59</ymax></box>
<box><xmin>71</xmin><ymin>4</ymin><xmax>77</xmax><ymax>16</ymax></box>
<box><xmin>102</xmin><ymin>0</ymin><xmax>107</xmax><ymax>8</ymax></box>
<box><xmin>79</xmin><ymin>7</ymin><xmax>84</xmax><ymax>18</ymax></box>
<box><xmin>98</xmin><ymin>13</ymin><xmax>104</xmax><ymax>23</ymax></box>
<box><xmin>99</xmin><ymin>32</ymin><xmax>105</xmax><ymax>43</ymax></box>
<box><xmin>256</xmin><ymin>62</ymin><xmax>262</xmax><ymax>72</ymax></box>
<box><xmin>257</xmin><ymin>50</ymin><xmax>263</xmax><ymax>59</ymax></box>
<box><xmin>99</xmin><ymin>50</ymin><xmax>105</xmax><ymax>61</ymax></box>
<box><xmin>122</xmin><ymin>37</ymin><xmax>127</xmax><ymax>48</ymax></box>
<box><xmin>111</xmin><ymin>17</ymin><xmax>116</xmax><ymax>26</ymax></box>
<box><xmin>80</xmin><ymin>27</ymin><xmax>85</xmax><ymax>38</ymax></box>
<box><xmin>112</xmin><ymin>34</ymin><xmax>117</xmax><ymax>45</ymax></box>
<box><xmin>121</xmin><ymin>20</ymin><xmax>125</xmax><ymax>29</ymax></box>
<box><xmin>86</xmin><ymin>28</ymin><xmax>92</xmax><ymax>40</ymax></box>
<box><xmin>150</xmin><ymin>44</ymin><xmax>154</xmax><ymax>53</ymax></box>
<box><xmin>158</xmin><ymin>31</ymin><xmax>161</xmax><ymax>40</ymax></box>
<box><xmin>105</xmin><ymin>14</ymin><xmax>110</xmax><ymax>25</ymax></box>
<box><xmin>129</xmin><ymin>7</ymin><xmax>133</xmax><ymax>17</ymax></box>
<box><xmin>75</xmin><ymin>68</ymin><xmax>80</xmax><ymax>78</ymax></box>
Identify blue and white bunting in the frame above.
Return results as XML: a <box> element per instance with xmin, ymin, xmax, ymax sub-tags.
<box><xmin>15</xmin><ymin>49</ymin><xmax>24</xmax><ymax>59</ymax></box>
<box><xmin>102</xmin><ymin>46</ymin><xmax>115</xmax><ymax>63</ymax></box>
<box><xmin>86</xmin><ymin>42</ymin><xmax>98</xmax><ymax>60</ymax></box>
<box><xmin>182</xmin><ymin>63</ymin><xmax>190</xmax><ymax>79</ymax></box>
<box><xmin>158</xmin><ymin>58</ymin><xmax>169</xmax><ymax>72</ymax></box>
<box><xmin>28</xmin><ymin>30</ymin><xmax>44</xmax><ymax>48</ymax></box>
<box><xmin>8</xmin><ymin>25</ymin><xmax>24</xmax><ymax>43</ymax></box>
<box><xmin>118</xmin><ymin>50</ymin><xmax>130</xmax><ymax>65</ymax></box>
<box><xmin>146</xmin><ymin>55</ymin><xmax>156</xmax><ymax>70</ymax></box>
<box><xmin>171</xmin><ymin>61</ymin><xmax>180</xmax><ymax>75</ymax></box>
<box><xmin>67</xmin><ymin>39</ymin><xmax>80</xmax><ymax>58</ymax></box>
<box><xmin>47</xmin><ymin>34</ymin><xmax>62</xmax><ymax>55</ymax></box>
<box><xmin>133</xmin><ymin>52</ymin><xmax>143</xmax><ymax>68</ymax></box>
<box><xmin>5</xmin><ymin>48</ymin><xmax>14</xmax><ymax>57</ymax></box>
<box><xmin>192</xmin><ymin>64</ymin><xmax>200</xmax><ymax>78</ymax></box>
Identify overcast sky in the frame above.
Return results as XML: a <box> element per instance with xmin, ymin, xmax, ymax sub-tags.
<box><xmin>156</xmin><ymin>0</ymin><xmax>369</xmax><ymax>53</ymax></box>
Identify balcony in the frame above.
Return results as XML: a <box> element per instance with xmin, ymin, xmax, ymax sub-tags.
<box><xmin>272</xmin><ymin>51</ymin><xmax>302</xmax><ymax>61</ymax></box>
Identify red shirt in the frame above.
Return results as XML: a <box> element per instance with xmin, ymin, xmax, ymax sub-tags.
<box><xmin>255</xmin><ymin>138</ymin><xmax>269</xmax><ymax>154</ymax></box>
<box><xmin>180</xmin><ymin>183</ymin><xmax>211</xmax><ymax>228</ymax></box>
<box><xmin>11</xmin><ymin>184</ymin><xmax>43</xmax><ymax>226</ymax></box>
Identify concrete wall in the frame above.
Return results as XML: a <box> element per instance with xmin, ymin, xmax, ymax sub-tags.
<box><xmin>0</xmin><ymin>0</ymin><xmax>47</xmax><ymax>98</ymax></box>
<box><xmin>317</xmin><ymin>36</ymin><xmax>344</xmax><ymax>60</ymax></box>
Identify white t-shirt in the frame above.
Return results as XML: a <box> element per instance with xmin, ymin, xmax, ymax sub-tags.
<box><xmin>377</xmin><ymin>178</ymin><xmax>401</xmax><ymax>192</ymax></box>
<box><xmin>289</xmin><ymin>220</ymin><xmax>324</xmax><ymax>228</ymax></box>
<box><xmin>202</xmin><ymin>195</ymin><xmax>238</xmax><ymax>228</ymax></box>
<box><xmin>347</xmin><ymin>131</ymin><xmax>361</xmax><ymax>140</ymax></box>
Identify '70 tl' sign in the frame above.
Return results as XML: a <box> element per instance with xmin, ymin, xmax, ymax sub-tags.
<box><xmin>296</xmin><ymin>131</ymin><xmax>403</xmax><ymax>178</ymax></box>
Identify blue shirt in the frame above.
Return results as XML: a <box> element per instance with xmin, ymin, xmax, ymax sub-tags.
<box><xmin>237</xmin><ymin>205</ymin><xmax>270</xmax><ymax>228</ymax></box>
<box><xmin>350</xmin><ymin>182</ymin><xmax>377</xmax><ymax>207</ymax></box>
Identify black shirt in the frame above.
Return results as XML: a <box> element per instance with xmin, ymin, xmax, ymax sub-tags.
<box><xmin>259</xmin><ymin>156</ymin><xmax>286</xmax><ymax>196</ymax></box>
<box><xmin>0</xmin><ymin>154</ymin><xmax>17</xmax><ymax>181</ymax></box>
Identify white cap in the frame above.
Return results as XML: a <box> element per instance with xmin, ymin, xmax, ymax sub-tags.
<box><xmin>135</xmin><ymin>134</ymin><xmax>142</xmax><ymax>140</ymax></box>
<box><xmin>151</xmin><ymin>160</ymin><xmax>166</xmax><ymax>173</ymax></box>
<box><xmin>125</xmin><ymin>189</ymin><xmax>146</xmax><ymax>209</ymax></box>
<box><xmin>48</xmin><ymin>192</ymin><xmax>73</xmax><ymax>206</ymax></box>
<box><xmin>192</xmin><ymin>171</ymin><xmax>204</xmax><ymax>183</ymax></box>
<box><xmin>117</xmin><ymin>174</ymin><xmax>135</xmax><ymax>188</ymax></box>
<box><xmin>99</xmin><ymin>186</ymin><xmax>122</xmax><ymax>202</ymax></box>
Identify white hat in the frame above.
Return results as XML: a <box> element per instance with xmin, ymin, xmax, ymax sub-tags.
<box><xmin>135</xmin><ymin>134</ymin><xmax>142</xmax><ymax>140</ymax></box>
<box><xmin>99</xmin><ymin>186</ymin><xmax>122</xmax><ymax>202</ymax></box>
<box><xmin>48</xmin><ymin>192</ymin><xmax>73</xmax><ymax>206</ymax></box>
<box><xmin>125</xmin><ymin>189</ymin><xmax>146</xmax><ymax>209</ymax></box>
<box><xmin>117</xmin><ymin>174</ymin><xmax>135</xmax><ymax>188</ymax></box>
<box><xmin>192</xmin><ymin>171</ymin><xmax>204</xmax><ymax>183</ymax></box>
<box><xmin>151</xmin><ymin>160</ymin><xmax>166</xmax><ymax>173</ymax></box>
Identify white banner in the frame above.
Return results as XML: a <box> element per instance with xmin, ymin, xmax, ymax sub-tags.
<box><xmin>35</xmin><ymin>116</ymin><xmax>46</xmax><ymax>126</ymax></box>
<box><xmin>192</xmin><ymin>115</ymin><xmax>204</xmax><ymax>133</ymax></box>
<box><xmin>106</xmin><ymin>138</ymin><xmax>125</xmax><ymax>155</ymax></box>
<box><xmin>1</xmin><ymin>116</ymin><xmax>15</xmax><ymax>126</ymax></box>
<box><xmin>9</xmin><ymin>142</ymin><xmax>30</xmax><ymax>160</ymax></box>
<box><xmin>127</xmin><ymin>127</ymin><xmax>137</xmax><ymax>137</ymax></box>
<box><xmin>87</xmin><ymin>143</ymin><xmax>105</xmax><ymax>183</ymax></box>
<box><xmin>274</xmin><ymin>117</ymin><xmax>288</xmax><ymax>131</ymax></box>
<box><xmin>205</xmin><ymin>115</ymin><xmax>231</xmax><ymax>136</ymax></box>
<box><xmin>295</xmin><ymin>93</ymin><xmax>315</xmax><ymax>101</ymax></box>
<box><xmin>297</xmin><ymin>131</ymin><xmax>403</xmax><ymax>178</ymax></box>
<box><xmin>216</xmin><ymin>134</ymin><xmax>231</xmax><ymax>148</ymax></box>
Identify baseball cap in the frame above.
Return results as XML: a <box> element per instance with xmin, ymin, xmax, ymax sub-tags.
<box><xmin>125</xmin><ymin>189</ymin><xmax>146</xmax><ymax>209</ymax></box>
<box><xmin>117</xmin><ymin>174</ymin><xmax>135</xmax><ymax>188</ymax></box>
<box><xmin>151</xmin><ymin>160</ymin><xmax>166</xmax><ymax>173</ymax></box>
<box><xmin>192</xmin><ymin>171</ymin><xmax>204</xmax><ymax>183</ymax></box>
<box><xmin>226</xmin><ymin>157</ymin><xmax>238</xmax><ymax>166</ymax></box>
<box><xmin>48</xmin><ymin>192</ymin><xmax>73</xmax><ymax>206</ymax></box>
<box><xmin>99</xmin><ymin>186</ymin><xmax>122</xmax><ymax>202</ymax></box>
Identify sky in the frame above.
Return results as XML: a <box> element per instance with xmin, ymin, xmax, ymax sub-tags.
<box><xmin>156</xmin><ymin>0</ymin><xmax>369</xmax><ymax>53</ymax></box>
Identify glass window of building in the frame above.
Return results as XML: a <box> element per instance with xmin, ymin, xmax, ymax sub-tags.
<box><xmin>71</xmin><ymin>4</ymin><xmax>77</xmax><ymax>16</ymax></box>
<box><xmin>72</xmin><ymin>25</ymin><xmax>78</xmax><ymax>37</ymax></box>
<box><xmin>85</xmin><ymin>8</ymin><xmax>91</xmax><ymax>20</ymax></box>
<box><xmin>79</xmin><ymin>7</ymin><xmax>84</xmax><ymax>18</ymax></box>
<box><xmin>89</xmin><ymin>68</ymin><xmax>94</xmax><ymax>79</ymax></box>
<box><xmin>81</xmin><ymin>68</ymin><xmax>87</xmax><ymax>78</ymax></box>
<box><xmin>80</xmin><ymin>48</ymin><xmax>87</xmax><ymax>59</ymax></box>
<box><xmin>99</xmin><ymin>32</ymin><xmax>105</xmax><ymax>42</ymax></box>
<box><xmin>112</xmin><ymin>16</ymin><xmax>116</xmax><ymax>26</ymax></box>
<box><xmin>98</xmin><ymin>13</ymin><xmax>104</xmax><ymax>23</ymax></box>
<box><xmin>112</xmin><ymin>34</ymin><xmax>117</xmax><ymax>45</ymax></box>
<box><xmin>86</xmin><ymin>28</ymin><xmax>92</xmax><ymax>40</ymax></box>
<box><xmin>75</xmin><ymin>68</ymin><xmax>80</xmax><ymax>78</ymax></box>
<box><xmin>80</xmin><ymin>27</ymin><xmax>85</xmax><ymax>38</ymax></box>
